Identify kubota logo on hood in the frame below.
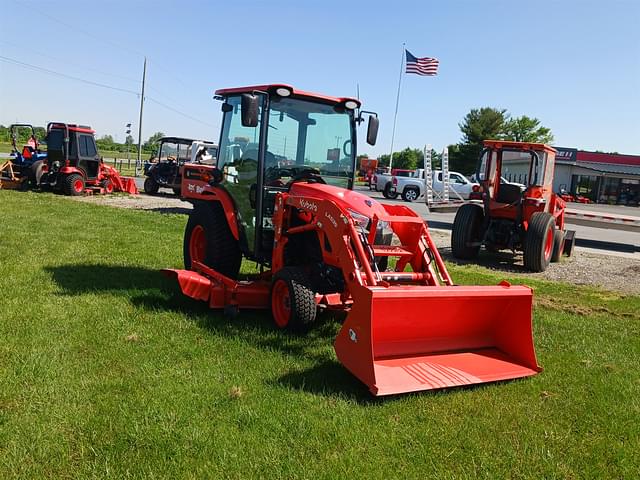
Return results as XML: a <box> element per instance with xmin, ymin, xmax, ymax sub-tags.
<box><xmin>298</xmin><ymin>199</ymin><xmax>318</xmax><ymax>212</ymax></box>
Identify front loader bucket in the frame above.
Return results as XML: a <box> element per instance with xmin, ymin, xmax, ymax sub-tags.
<box><xmin>334</xmin><ymin>284</ymin><xmax>540</xmax><ymax>396</ymax></box>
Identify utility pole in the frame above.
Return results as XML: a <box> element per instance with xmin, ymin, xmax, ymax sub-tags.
<box><xmin>136</xmin><ymin>56</ymin><xmax>146</xmax><ymax>176</ymax></box>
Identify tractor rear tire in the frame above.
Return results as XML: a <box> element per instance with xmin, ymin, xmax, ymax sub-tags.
<box><xmin>402</xmin><ymin>186</ymin><xmax>420</xmax><ymax>202</ymax></box>
<box><xmin>383</xmin><ymin>183</ymin><xmax>398</xmax><ymax>200</ymax></box>
<box><xmin>183</xmin><ymin>201</ymin><xmax>241</xmax><ymax>279</ymax></box>
<box><xmin>30</xmin><ymin>160</ymin><xmax>44</xmax><ymax>187</ymax></box>
<box><xmin>524</xmin><ymin>212</ymin><xmax>556</xmax><ymax>272</ymax></box>
<box><xmin>144</xmin><ymin>176</ymin><xmax>159</xmax><ymax>195</ymax></box>
<box><xmin>551</xmin><ymin>229</ymin><xmax>565</xmax><ymax>263</ymax></box>
<box><xmin>270</xmin><ymin>267</ymin><xmax>316</xmax><ymax>333</ymax></box>
<box><xmin>451</xmin><ymin>204</ymin><xmax>484</xmax><ymax>259</ymax></box>
<box><xmin>64</xmin><ymin>174</ymin><xmax>85</xmax><ymax>196</ymax></box>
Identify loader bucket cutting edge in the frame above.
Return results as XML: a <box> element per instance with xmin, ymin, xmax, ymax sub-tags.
<box><xmin>334</xmin><ymin>284</ymin><xmax>540</xmax><ymax>396</ymax></box>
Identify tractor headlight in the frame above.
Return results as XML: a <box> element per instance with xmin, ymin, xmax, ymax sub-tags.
<box><xmin>52</xmin><ymin>160</ymin><xmax>61</xmax><ymax>172</ymax></box>
<box><xmin>347</xmin><ymin>209</ymin><xmax>370</xmax><ymax>229</ymax></box>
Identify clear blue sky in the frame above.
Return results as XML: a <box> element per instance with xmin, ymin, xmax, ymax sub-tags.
<box><xmin>1</xmin><ymin>0</ymin><xmax>639</xmax><ymax>157</ymax></box>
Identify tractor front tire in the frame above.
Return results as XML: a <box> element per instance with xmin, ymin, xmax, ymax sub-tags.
<box><xmin>64</xmin><ymin>174</ymin><xmax>85</xmax><ymax>196</ymax></box>
<box><xmin>101</xmin><ymin>179</ymin><xmax>114</xmax><ymax>194</ymax></box>
<box><xmin>144</xmin><ymin>176</ymin><xmax>159</xmax><ymax>195</ymax></box>
<box><xmin>524</xmin><ymin>212</ymin><xmax>556</xmax><ymax>272</ymax></box>
<box><xmin>551</xmin><ymin>229</ymin><xmax>565</xmax><ymax>262</ymax></box>
<box><xmin>183</xmin><ymin>201</ymin><xmax>241</xmax><ymax>278</ymax></box>
<box><xmin>271</xmin><ymin>267</ymin><xmax>316</xmax><ymax>333</ymax></box>
<box><xmin>451</xmin><ymin>204</ymin><xmax>484</xmax><ymax>259</ymax></box>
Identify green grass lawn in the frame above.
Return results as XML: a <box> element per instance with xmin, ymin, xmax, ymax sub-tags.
<box><xmin>0</xmin><ymin>191</ymin><xmax>638</xmax><ymax>479</ymax></box>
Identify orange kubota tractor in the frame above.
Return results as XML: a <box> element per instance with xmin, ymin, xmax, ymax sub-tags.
<box><xmin>452</xmin><ymin>141</ymin><xmax>575</xmax><ymax>272</ymax></box>
<box><xmin>163</xmin><ymin>85</ymin><xmax>541</xmax><ymax>396</ymax></box>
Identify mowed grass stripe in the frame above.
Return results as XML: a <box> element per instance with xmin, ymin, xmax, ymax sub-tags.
<box><xmin>0</xmin><ymin>190</ymin><xmax>638</xmax><ymax>479</ymax></box>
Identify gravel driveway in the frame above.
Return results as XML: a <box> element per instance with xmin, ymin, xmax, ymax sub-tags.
<box><xmin>74</xmin><ymin>193</ymin><xmax>640</xmax><ymax>295</ymax></box>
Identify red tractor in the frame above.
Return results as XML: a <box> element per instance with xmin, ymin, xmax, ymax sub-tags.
<box><xmin>40</xmin><ymin>122</ymin><xmax>137</xmax><ymax>195</ymax></box>
<box><xmin>164</xmin><ymin>85</ymin><xmax>541</xmax><ymax>396</ymax></box>
<box><xmin>452</xmin><ymin>140</ymin><xmax>575</xmax><ymax>272</ymax></box>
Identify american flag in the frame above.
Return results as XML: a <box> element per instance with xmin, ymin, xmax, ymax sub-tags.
<box><xmin>405</xmin><ymin>50</ymin><xmax>439</xmax><ymax>76</ymax></box>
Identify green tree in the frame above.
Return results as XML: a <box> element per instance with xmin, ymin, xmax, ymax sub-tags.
<box><xmin>452</xmin><ymin>107</ymin><xmax>509</xmax><ymax>174</ymax></box>
<box><xmin>143</xmin><ymin>131</ymin><xmax>164</xmax><ymax>154</ymax></box>
<box><xmin>503</xmin><ymin>115</ymin><xmax>554</xmax><ymax>143</ymax></box>
<box><xmin>379</xmin><ymin>147</ymin><xmax>424</xmax><ymax>170</ymax></box>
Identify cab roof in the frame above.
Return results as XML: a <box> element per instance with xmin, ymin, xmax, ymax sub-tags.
<box><xmin>48</xmin><ymin>122</ymin><xmax>95</xmax><ymax>134</ymax></box>
<box><xmin>214</xmin><ymin>84</ymin><xmax>361</xmax><ymax>109</ymax></box>
<box><xmin>160</xmin><ymin>136</ymin><xmax>216</xmax><ymax>145</ymax></box>
<box><xmin>483</xmin><ymin>140</ymin><xmax>557</xmax><ymax>153</ymax></box>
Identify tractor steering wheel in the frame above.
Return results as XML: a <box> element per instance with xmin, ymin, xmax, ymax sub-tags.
<box><xmin>288</xmin><ymin>167</ymin><xmax>326</xmax><ymax>186</ymax></box>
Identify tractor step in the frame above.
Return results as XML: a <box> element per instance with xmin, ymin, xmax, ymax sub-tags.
<box><xmin>84</xmin><ymin>186</ymin><xmax>106</xmax><ymax>195</ymax></box>
<box><xmin>372</xmin><ymin>245</ymin><xmax>413</xmax><ymax>257</ymax></box>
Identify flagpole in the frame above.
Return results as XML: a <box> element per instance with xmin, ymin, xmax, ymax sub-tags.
<box><xmin>388</xmin><ymin>43</ymin><xmax>405</xmax><ymax>172</ymax></box>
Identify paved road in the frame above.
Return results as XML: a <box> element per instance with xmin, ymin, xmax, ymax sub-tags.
<box><xmin>354</xmin><ymin>186</ymin><xmax>640</xmax><ymax>255</ymax></box>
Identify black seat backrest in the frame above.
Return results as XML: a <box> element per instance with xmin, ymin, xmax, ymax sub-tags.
<box><xmin>496</xmin><ymin>183</ymin><xmax>522</xmax><ymax>204</ymax></box>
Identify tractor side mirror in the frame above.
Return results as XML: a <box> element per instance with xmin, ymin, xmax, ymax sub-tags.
<box><xmin>366</xmin><ymin>115</ymin><xmax>379</xmax><ymax>145</ymax></box>
<box><xmin>241</xmin><ymin>94</ymin><xmax>259</xmax><ymax>128</ymax></box>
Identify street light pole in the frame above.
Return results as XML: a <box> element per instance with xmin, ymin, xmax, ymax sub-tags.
<box><xmin>136</xmin><ymin>57</ymin><xmax>147</xmax><ymax>177</ymax></box>
<box><xmin>125</xmin><ymin>123</ymin><xmax>131</xmax><ymax>169</ymax></box>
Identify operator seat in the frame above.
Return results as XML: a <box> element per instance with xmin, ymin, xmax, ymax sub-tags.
<box><xmin>496</xmin><ymin>183</ymin><xmax>522</xmax><ymax>205</ymax></box>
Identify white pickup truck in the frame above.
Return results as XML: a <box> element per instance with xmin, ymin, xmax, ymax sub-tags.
<box><xmin>390</xmin><ymin>169</ymin><xmax>478</xmax><ymax>202</ymax></box>
<box><xmin>370</xmin><ymin>169</ymin><xmax>414</xmax><ymax>198</ymax></box>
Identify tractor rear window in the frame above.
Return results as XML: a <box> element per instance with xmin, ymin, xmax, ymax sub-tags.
<box><xmin>46</xmin><ymin>129</ymin><xmax>64</xmax><ymax>151</ymax></box>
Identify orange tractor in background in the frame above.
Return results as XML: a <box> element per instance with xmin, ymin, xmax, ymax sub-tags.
<box><xmin>452</xmin><ymin>141</ymin><xmax>575</xmax><ymax>272</ymax></box>
<box><xmin>39</xmin><ymin>122</ymin><xmax>138</xmax><ymax>195</ymax></box>
<box><xmin>164</xmin><ymin>85</ymin><xmax>541</xmax><ymax>396</ymax></box>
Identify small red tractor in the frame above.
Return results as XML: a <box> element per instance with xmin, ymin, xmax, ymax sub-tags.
<box><xmin>39</xmin><ymin>122</ymin><xmax>138</xmax><ymax>195</ymax></box>
<box><xmin>452</xmin><ymin>140</ymin><xmax>575</xmax><ymax>272</ymax></box>
<box><xmin>164</xmin><ymin>85</ymin><xmax>541</xmax><ymax>396</ymax></box>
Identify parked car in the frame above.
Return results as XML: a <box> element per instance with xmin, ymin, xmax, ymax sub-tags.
<box><xmin>390</xmin><ymin>169</ymin><xmax>479</xmax><ymax>202</ymax></box>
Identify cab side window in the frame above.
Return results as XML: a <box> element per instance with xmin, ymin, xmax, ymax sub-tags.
<box><xmin>79</xmin><ymin>134</ymin><xmax>97</xmax><ymax>157</ymax></box>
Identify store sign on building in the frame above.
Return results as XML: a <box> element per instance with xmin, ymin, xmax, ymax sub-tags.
<box><xmin>555</xmin><ymin>147</ymin><xmax>578</xmax><ymax>162</ymax></box>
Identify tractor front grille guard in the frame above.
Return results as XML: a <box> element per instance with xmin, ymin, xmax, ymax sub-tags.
<box><xmin>278</xmin><ymin>193</ymin><xmax>453</xmax><ymax>289</ymax></box>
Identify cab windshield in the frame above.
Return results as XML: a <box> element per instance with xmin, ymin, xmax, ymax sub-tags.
<box><xmin>266</xmin><ymin>97</ymin><xmax>355</xmax><ymax>188</ymax></box>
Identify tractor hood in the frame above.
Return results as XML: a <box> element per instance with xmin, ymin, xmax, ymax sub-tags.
<box><xmin>288</xmin><ymin>182</ymin><xmax>387</xmax><ymax>220</ymax></box>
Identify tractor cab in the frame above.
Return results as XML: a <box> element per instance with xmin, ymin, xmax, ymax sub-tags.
<box><xmin>184</xmin><ymin>84</ymin><xmax>378</xmax><ymax>263</ymax></box>
<box><xmin>477</xmin><ymin>140</ymin><xmax>556</xmax><ymax>220</ymax></box>
<box><xmin>40</xmin><ymin>122</ymin><xmax>113</xmax><ymax>195</ymax></box>
<box><xmin>44</xmin><ymin>123</ymin><xmax>101</xmax><ymax>179</ymax></box>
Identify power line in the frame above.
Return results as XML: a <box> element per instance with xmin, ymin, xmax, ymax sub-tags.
<box><xmin>1</xmin><ymin>55</ymin><xmax>216</xmax><ymax>129</ymax></box>
<box><xmin>146</xmin><ymin>97</ymin><xmax>216</xmax><ymax>128</ymax></box>
<box><xmin>12</xmin><ymin>0</ymin><xmax>145</xmax><ymax>59</ymax></box>
<box><xmin>0</xmin><ymin>55</ymin><xmax>140</xmax><ymax>95</ymax></box>
<box><xmin>0</xmin><ymin>39</ymin><xmax>141</xmax><ymax>85</ymax></box>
